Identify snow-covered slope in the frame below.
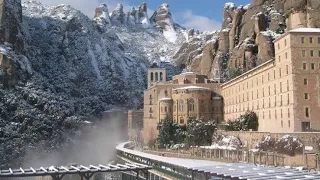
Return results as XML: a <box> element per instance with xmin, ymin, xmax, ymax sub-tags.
<box><xmin>0</xmin><ymin>0</ymin><xmax>187</xmax><ymax>168</ymax></box>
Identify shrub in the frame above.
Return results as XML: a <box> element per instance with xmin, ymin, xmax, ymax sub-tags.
<box><xmin>274</xmin><ymin>135</ymin><xmax>303</xmax><ymax>156</ymax></box>
<box><xmin>225</xmin><ymin>111</ymin><xmax>259</xmax><ymax>131</ymax></box>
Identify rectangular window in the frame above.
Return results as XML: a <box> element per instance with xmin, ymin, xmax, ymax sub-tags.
<box><xmin>305</xmin><ymin>107</ymin><xmax>310</xmax><ymax>117</ymax></box>
<box><xmin>318</xmin><ymin>37</ymin><xmax>320</xmax><ymax>44</ymax></box>
<box><xmin>275</xmin><ymin>110</ymin><xmax>277</xmax><ymax>119</ymax></box>
<box><xmin>269</xmin><ymin>110</ymin><xmax>271</xmax><ymax>119</ymax></box>
<box><xmin>285</xmin><ymin>52</ymin><xmax>288</xmax><ymax>59</ymax></box>
<box><xmin>286</xmin><ymin>65</ymin><xmax>289</xmax><ymax>74</ymax></box>
<box><xmin>279</xmin><ymin>68</ymin><xmax>282</xmax><ymax>77</ymax></box>
<box><xmin>274</xmin><ymin>96</ymin><xmax>277</xmax><ymax>107</ymax></box>
<box><xmin>287</xmin><ymin>80</ymin><xmax>289</xmax><ymax>91</ymax></box>
<box><xmin>311</xmin><ymin>50</ymin><xmax>314</xmax><ymax>57</ymax></box>
<box><xmin>280</xmin><ymin>95</ymin><xmax>283</xmax><ymax>106</ymax></box>
<box><xmin>311</xmin><ymin>63</ymin><xmax>315</xmax><ymax>70</ymax></box>
<box><xmin>305</xmin><ymin>93</ymin><xmax>309</xmax><ymax>100</ymax></box>
<box><xmin>285</xmin><ymin>39</ymin><xmax>287</xmax><ymax>46</ymax></box>
<box><xmin>301</xmin><ymin>37</ymin><xmax>305</xmax><ymax>43</ymax></box>
<box><xmin>281</xmin><ymin>109</ymin><xmax>283</xmax><ymax>118</ymax></box>
<box><xmin>310</xmin><ymin>37</ymin><xmax>313</xmax><ymax>43</ymax></box>
<box><xmin>274</xmin><ymin>84</ymin><xmax>276</xmax><ymax>94</ymax></box>
<box><xmin>274</xmin><ymin>70</ymin><xmax>276</xmax><ymax>79</ymax></box>
<box><xmin>280</xmin><ymin>82</ymin><xmax>282</xmax><ymax>92</ymax></box>
<box><xmin>268</xmin><ymin>86</ymin><xmax>271</xmax><ymax>96</ymax></box>
<box><xmin>288</xmin><ymin>108</ymin><xmax>290</xmax><ymax>118</ymax></box>
<box><xmin>304</xmin><ymin>78</ymin><xmax>308</xmax><ymax>85</ymax></box>
<box><xmin>302</xmin><ymin>122</ymin><xmax>311</xmax><ymax>132</ymax></box>
<box><xmin>318</xmin><ymin>50</ymin><xmax>320</xmax><ymax>57</ymax></box>
<box><xmin>303</xmin><ymin>63</ymin><xmax>307</xmax><ymax>69</ymax></box>
<box><xmin>281</xmin><ymin>120</ymin><xmax>283</xmax><ymax>128</ymax></box>
<box><xmin>279</xmin><ymin>55</ymin><xmax>281</xmax><ymax>62</ymax></box>
<box><xmin>278</xmin><ymin>43</ymin><xmax>280</xmax><ymax>50</ymax></box>
<box><xmin>287</xmin><ymin>93</ymin><xmax>290</xmax><ymax>105</ymax></box>
<box><xmin>302</xmin><ymin>50</ymin><xmax>306</xmax><ymax>57</ymax></box>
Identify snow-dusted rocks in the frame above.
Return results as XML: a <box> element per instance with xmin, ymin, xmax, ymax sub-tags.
<box><xmin>110</xmin><ymin>4</ymin><xmax>125</xmax><ymax>24</ymax></box>
<box><xmin>93</xmin><ymin>4</ymin><xmax>111</xmax><ymax>31</ymax></box>
<box><xmin>150</xmin><ymin>3</ymin><xmax>182</xmax><ymax>43</ymax></box>
<box><xmin>137</xmin><ymin>2</ymin><xmax>150</xmax><ymax>28</ymax></box>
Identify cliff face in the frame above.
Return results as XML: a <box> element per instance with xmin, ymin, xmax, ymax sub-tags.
<box><xmin>173</xmin><ymin>0</ymin><xmax>320</xmax><ymax>81</ymax></box>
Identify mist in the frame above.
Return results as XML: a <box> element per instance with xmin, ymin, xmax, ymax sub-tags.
<box><xmin>22</xmin><ymin>112</ymin><xmax>128</xmax><ymax>168</ymax></box>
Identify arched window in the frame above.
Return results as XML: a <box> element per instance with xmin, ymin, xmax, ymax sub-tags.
<box><xmin>188</xmin><ymin>99</ymin><xmax>195</xmax><ymax>112</ymax></box>
<box><xmin>160</xmin><ymin>72</ymin><xmax>163</xmax><ymax>81</ymax></box>
<box><xmin>150</xmin><ymin>72</ymin><xmax>154</xmax><ymax>81</ymax></box>
<box><xmin>179</xmin><ymin>100</ymin><xmax>184</xmax><ymax>112</ymax></box>
<box><xmin>155</xmin><ymin>72</ymin><xmax>159</xmax><ymax>81</ymax></box>
<box><xmin>180</xmin><ymin>117</ymin><xmax>184</xmax><ymax>124</ymax></box>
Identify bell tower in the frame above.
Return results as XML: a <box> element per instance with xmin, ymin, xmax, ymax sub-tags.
<box><xmin>147</xmin><ymin>68</ymin><xmax>167</xmax><ymax>88</ymax></box>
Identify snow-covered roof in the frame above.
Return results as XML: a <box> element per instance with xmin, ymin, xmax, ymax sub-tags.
<box><xmin>289</xmin><ymin>28</ymin><xmax>320</xmax><ymax>33</ymax></box>
<box><xmin>173</xmin><ymin>86</ymin><xmax>211</xmax><ymax>91</ymax></box>
<box><xmin>159</xmin><ymin>97</ymin><xmax>172</xmax><ymax>101</ymax></box>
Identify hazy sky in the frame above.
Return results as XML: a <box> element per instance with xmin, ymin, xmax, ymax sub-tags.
<box><xmin>26</xmin><ymin>0</ymin><xmax>252</xmax><ymax>31</ymax></box>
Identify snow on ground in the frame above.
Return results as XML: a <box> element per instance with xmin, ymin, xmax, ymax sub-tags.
<box><xmin>163</xmin><ymin>28</ymin><xmax>177</xmax><ymax>43</ymax></box>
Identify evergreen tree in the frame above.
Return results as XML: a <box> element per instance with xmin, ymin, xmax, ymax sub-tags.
<box><xmin>226</xmin><ymin>111</ymin><xmax>259</xmax><ymax>131</ymax></box>
<box><xmin>157</xmin><ymin>116</ymin><xmax>175</xmax><ymax>147</ymax></box>
<box><xmin>185</xmin><ymin>117</ymin><xmax>216</xmax><ymax>147</ymax></box>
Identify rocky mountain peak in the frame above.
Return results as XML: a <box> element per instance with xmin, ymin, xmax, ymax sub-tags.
<box><xmin>110</xmin><ymin>3</ymin><xmax>125</xmax><ymax>24</ymax></box>
<box><xmin>173</xmin><ymin>0</ymin><xmax>320</xmax><ymax>82</ymax></box>
<box><xmin>150</xmin><ymin>3</ymin><xmax>179</xmax><ymax>43</ymax></box>
<box><xmin>93</xmin><ymin>3</ymin><xmax>111</xmax><ymax>31</ymax></box>
<box><xmin>138</xmin><ymin>2</ymin><xmax>147</xmax><ymax>13</ymax></box>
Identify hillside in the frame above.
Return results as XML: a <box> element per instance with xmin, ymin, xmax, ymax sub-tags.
<box><xmin>0</xmin><ymin>0</ymin><xmax>185</xmax><ymax>168</ymax></box>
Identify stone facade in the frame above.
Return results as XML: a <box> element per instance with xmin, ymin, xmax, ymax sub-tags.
<box><xmin>128</xmin><ymin>110</ymin><xmax>143</xmax><ymax>142</ymax></box>
<box><xmin>222</xmin><ymin>28</ymin><xmax>320</xmax><ymax>133</ymax></box>
<box><xmin>142</xmin><ymin>70</ymin><xmax>223</xmax><ymax>145</ymax></box>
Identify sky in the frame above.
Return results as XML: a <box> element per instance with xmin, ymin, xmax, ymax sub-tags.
<box><xmin>27</xmin><ymin>0</ymin><xmax>252</xmax><ymax>32</ymax></box>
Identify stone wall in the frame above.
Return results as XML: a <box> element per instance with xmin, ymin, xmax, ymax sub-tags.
<box><xmin>220</xmin><ymin>131</ymin><xmax>320</xmax><ymax>150</ymax></box>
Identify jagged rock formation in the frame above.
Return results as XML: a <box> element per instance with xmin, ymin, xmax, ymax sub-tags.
<box><xmin>110</xmin><ymin>4</ymin><xmax>125</xmax><ymax>24</ymax></box>
<box><xmin>93</xmin><ymin>4</ymin><xmax>111</xmax><ymax>32</ymax></box>
<box><xmin>173</xmin><ymin>0</ymin><xmax>320</xmax><ymax>81</ymax></box>
<box><xmin>150</xmin><ymin>3</ymin><xmax>185</xmax><ymax>43</ymax></box>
